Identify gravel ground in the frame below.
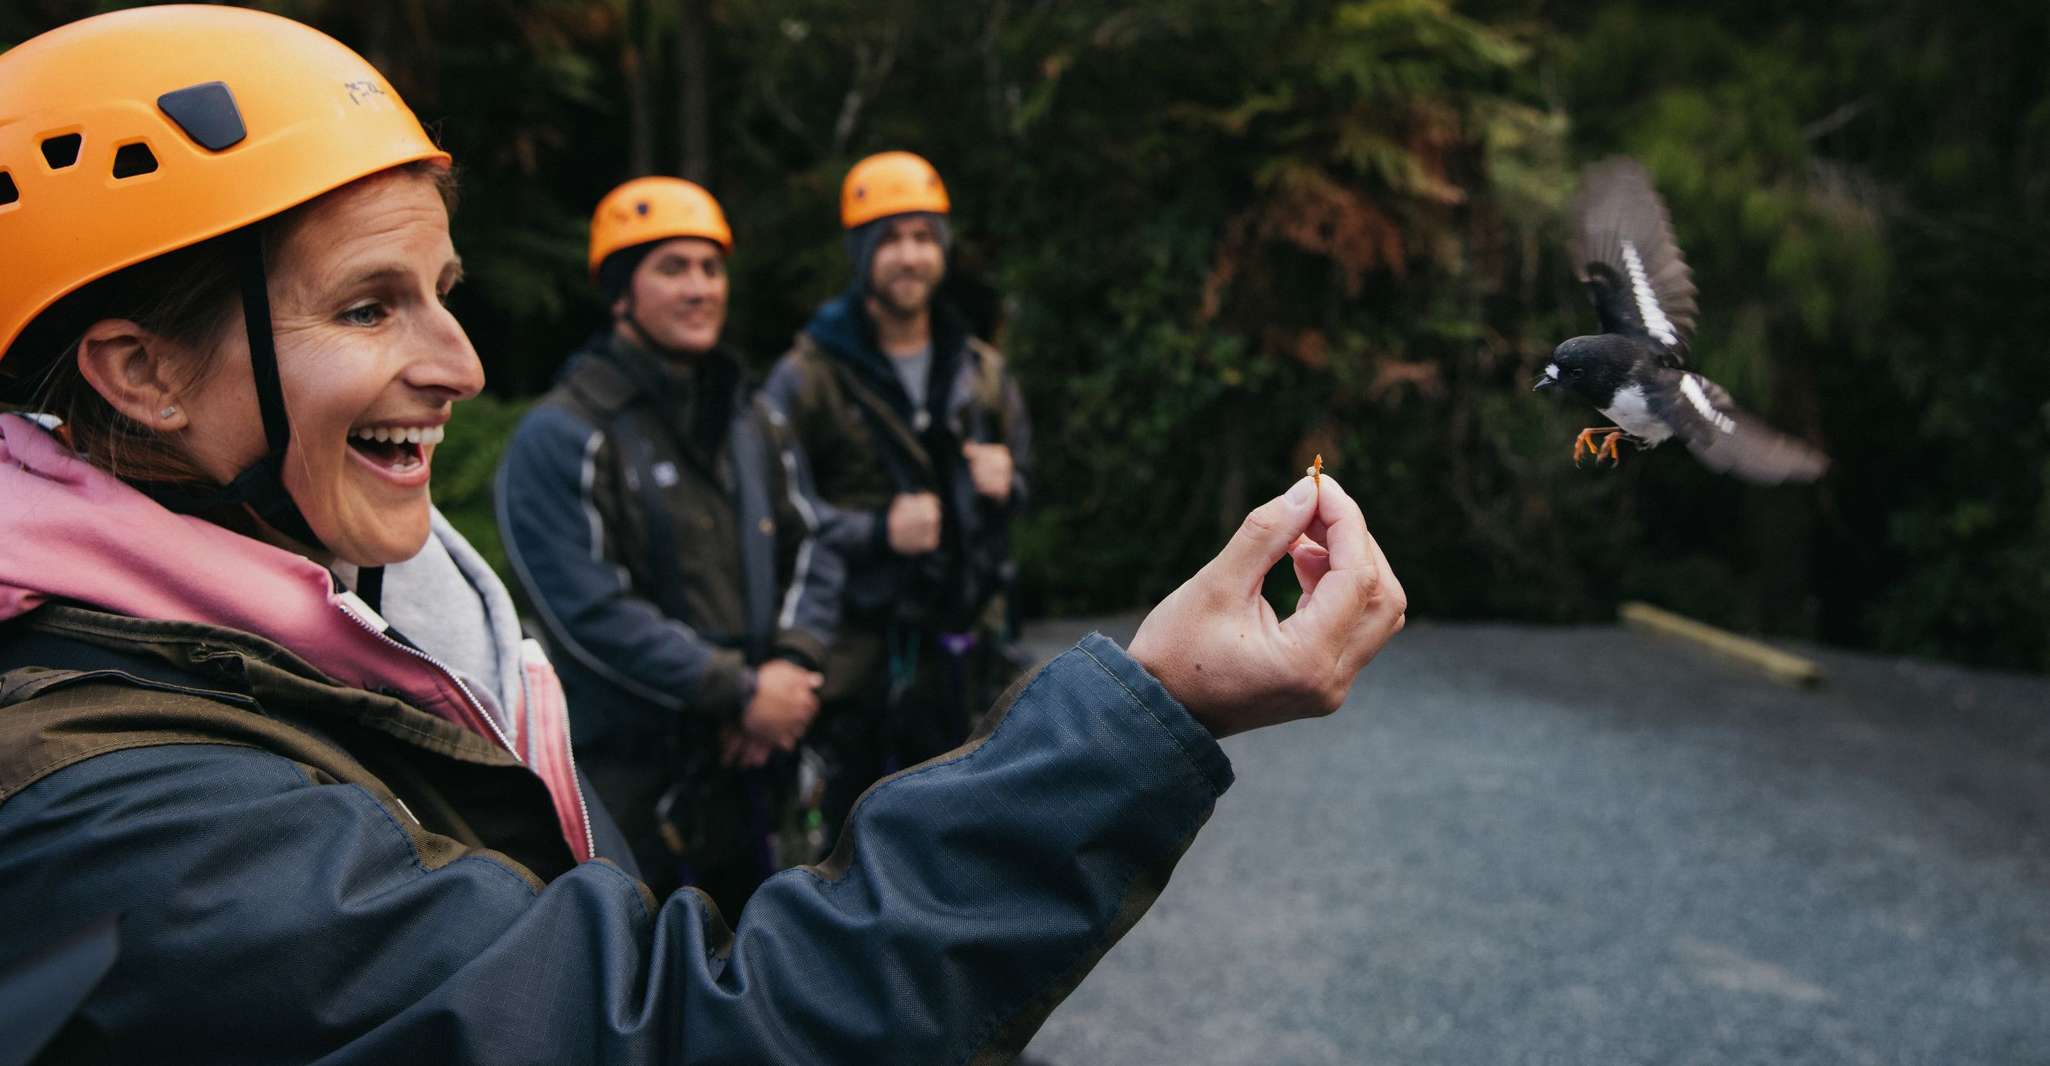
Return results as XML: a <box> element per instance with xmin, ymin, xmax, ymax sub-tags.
<box><xmin>1017</xmin><ymin>618</ymin><xmax>2050</xmax><ymax>1066</ymax></box>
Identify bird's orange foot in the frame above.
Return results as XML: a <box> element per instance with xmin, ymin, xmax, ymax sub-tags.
<box><xmin>1572</xmin><ymin>427</ymin><xmax>1612</xmax><ymax>466</ymax></box>
<box><xmin>1595</xmin><ymin>430</ymin><xmax>1625</xmax><ymax>466</ymax></box>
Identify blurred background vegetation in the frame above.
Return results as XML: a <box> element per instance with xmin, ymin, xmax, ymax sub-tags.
<box><xmin>8</xmin><ymin>0</ymin><xmax>2047</xmax><ymax>672</ymax></box>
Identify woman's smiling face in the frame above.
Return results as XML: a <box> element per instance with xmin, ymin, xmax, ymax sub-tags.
<box><xmin>176</xmin><ymin>169</ymin><xmax>482</xmax><ymax>566</ymax></box>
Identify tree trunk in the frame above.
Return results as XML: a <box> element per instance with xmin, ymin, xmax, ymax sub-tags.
<box><xmin>624</xmin><ymin>0</ymin><xmax>656</xmax><ymax>177</ymax></box>
<box><xmin>833</xmin><ymin>29</ymin><xmax>901</xmax><ymax>157</ymax></box>
<box><xmin>1745</xmin><ymin>347</ymin><xmax>1825</xmax><ymax>638</ymax></box>
<box><xmin>676</xmin><ymin>0</ymin><xmax>711</xmax><ymax>184</ymax></box>
<box><xmin>981</xmin><ymin>0</ymin><xmax>1010</xmax><ymax>136</ymax></box>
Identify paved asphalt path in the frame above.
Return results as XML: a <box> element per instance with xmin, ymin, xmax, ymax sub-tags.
<box><xmin>1015</xmin><ymin>618</ymin><xmax>2050</xmax><ymax>1066</ymax></box>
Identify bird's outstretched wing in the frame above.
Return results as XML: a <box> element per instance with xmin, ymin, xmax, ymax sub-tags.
<box><xmin>1646</xmin><ymin>370</ymin><xmax>1828</xmax><ymax>484</ymax></box>
<box><xmin>1572</xmin><ymin>157</ymin><xmax>1698</xmax><ymax>367</ymax></box>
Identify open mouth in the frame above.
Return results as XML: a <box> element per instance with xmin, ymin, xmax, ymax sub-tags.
<box><xmin>348</xmin><ymin>424</ymin><xmax>443</xmax><ymax>474</ymax></box>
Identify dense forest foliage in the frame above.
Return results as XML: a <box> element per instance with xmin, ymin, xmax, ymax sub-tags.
<box><xmin>8</xmin><ymin>1</ymin><xmax>2047</xmax><ymax>671</ymax></box>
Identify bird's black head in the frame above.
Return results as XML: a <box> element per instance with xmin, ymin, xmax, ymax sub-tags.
<box><xmin>1535</xmin><ymin>334</ymin><xmax>1638</xmax><ymax>406</ymax></box>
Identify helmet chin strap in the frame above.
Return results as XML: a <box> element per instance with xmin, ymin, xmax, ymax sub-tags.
<box><xmin>622</xmin><ymin>306</ymin><xmax>665</xmax><ymax>354</ymax></box>
<box><xmin>618</xmin><ymin>292</ymin><xmax>701</xmax><ymax>360</ymax></box>
<box><xmin>133</xmin><ymin>230</ymin><xmax>388</xmax><ymax>610</ymax></box>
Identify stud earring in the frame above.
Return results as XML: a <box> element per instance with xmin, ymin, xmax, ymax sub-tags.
<box><xmin>159</xmin><ymin>405</ymin><xmax>179</xmax><ymax>420</ymax></box>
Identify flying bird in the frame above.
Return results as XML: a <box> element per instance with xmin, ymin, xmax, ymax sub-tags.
<box><xmin>1535</xmin><ymin>157</ymin><xmax>1828</xmax><ymax>484</ymax></box>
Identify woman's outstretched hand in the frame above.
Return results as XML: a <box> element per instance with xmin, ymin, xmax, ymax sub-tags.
<box><xmin>1129</xmin><ymin>475</ymin><xmax>1406</xmax><ymax>739</ymax></box>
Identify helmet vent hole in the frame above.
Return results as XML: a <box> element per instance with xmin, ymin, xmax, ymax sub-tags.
<box><xmin>40</xmin><ymin>133</ymin><xmax>82</xmax><ymax>170</ymax></box>
<box><xmin>0</xmin><ymin>172</ymin><xmax>16</xmax><ymax>206</ymax></box>
<box><xmin>112</xmin><ymin>143</ymin><xmax>159</xmax><ymax>180</ymax></box>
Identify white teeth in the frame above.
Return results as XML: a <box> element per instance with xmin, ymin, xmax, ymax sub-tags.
<box><xmin>350</xmin><ymin>425</ymin><xmax>445</xmax><ymax>445</ymax></box>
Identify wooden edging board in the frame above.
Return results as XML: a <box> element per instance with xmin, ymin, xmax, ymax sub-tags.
<box><xmin>1618</xmin><ymin>601</ymin><xmax>1825</xmax><ymax>689</ymax></box>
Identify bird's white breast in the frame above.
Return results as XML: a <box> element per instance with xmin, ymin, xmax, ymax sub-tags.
<box><xmin>1601</xmin><ymin>384</ymin><xmax>1672</xmax><ymax>443</ymax></box>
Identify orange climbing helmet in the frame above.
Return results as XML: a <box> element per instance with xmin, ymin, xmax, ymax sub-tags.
<box><xmin>840</xmin><ymin>151</ymin><xmax>950</xmax><ymax>229</ymax></box>
<box><xmin>587</xmin><ymin>176</ymin><xmax>733</xmax><ymax>277</ymax></box>
<box><xmin>0</xmin><ymin>5</ymin><xmax>450</xmax><ymax>558</ymax></box>
<box><xmin>0</xmin><ymin>4</ymin><xmax>449</xmax><ymax>368</ymax></box>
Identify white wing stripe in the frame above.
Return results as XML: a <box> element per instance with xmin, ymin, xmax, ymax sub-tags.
<box><xmin>1680</xmin><ymin>374</ymin><xmax>1737</xmax><ymax>433</ymax></box>
<box><xmin>1621</xmin><ymin>239</ymin><xmax>1679</xmax><ymax>347</ymax></box>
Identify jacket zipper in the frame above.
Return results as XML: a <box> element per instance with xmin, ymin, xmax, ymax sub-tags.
<box><xmin>521</xmin><ymin>645</ymin><xmax>597</xmax><ymax>864</ymax></box>
<box><xmin>333</xmin><ymin>602</ymin><xmax>597</xmax><ymax>860</ymax></box>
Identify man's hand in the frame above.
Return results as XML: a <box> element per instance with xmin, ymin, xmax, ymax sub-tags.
<box><xmin>720</xmin><ymin>727</ymin><xmax>777</xmax><ymax>769</ymax></box>
<box><xmin>886</xmin><ymin>491</ymin><xmax>943</xmax><ymax>555</ymax></box>
<box><xmin>1128</xmin><ymin>475</ymin><xmax>1406</xmax><ymax>739</ymax></box>
<box><xmin>962</xmin><ymin>442</ymin><xmax>1014</xmax><ymax>504</ymax></box>
<box><xmin>740</xmin><ymin>659</ymin><xmax>825</xmax><ymax>753</ymax></box>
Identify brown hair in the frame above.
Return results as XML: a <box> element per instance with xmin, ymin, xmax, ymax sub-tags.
<box><xmin>15</xmin><ymin>162</ymin><xmax>457</xmax><ymax>488</ymax></box>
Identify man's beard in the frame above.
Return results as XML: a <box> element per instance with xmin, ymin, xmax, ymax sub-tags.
<box><xmin>871</xmin><ymin>272</ymin><xmax>935</xmax><ymax>319</ymax></box>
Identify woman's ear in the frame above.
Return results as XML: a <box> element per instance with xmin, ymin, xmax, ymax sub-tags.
<box><xmin>74</xmin><ymin>319</ymin><xmax>190</xmax><ymax>431</ymax></box>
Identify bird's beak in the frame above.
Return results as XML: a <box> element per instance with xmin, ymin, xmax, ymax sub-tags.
<box><xmin>1533</xmin><ymin>364</ymin><xmax>1560</xmax><ymax>392</ymax></box>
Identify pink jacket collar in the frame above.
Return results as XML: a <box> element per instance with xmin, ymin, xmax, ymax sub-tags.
<box><xmin>0</xmin><ymin>413</ymin><xmax>590</xmax><ymax>860</ymax></box>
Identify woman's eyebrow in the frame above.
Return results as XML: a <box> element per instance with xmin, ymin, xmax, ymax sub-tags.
<box><xmin>331</xmin><ymin>263</ymin><xmax>415</xmax><ymax>292</ymax></box>
<box><xmin>326</xmin><ymin>257</ymin><xmax>461</xmax><ymax>293</ymax></box>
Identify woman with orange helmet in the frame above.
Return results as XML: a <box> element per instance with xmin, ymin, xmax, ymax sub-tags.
<box><xmin>0</xmin><ymin>8</ymin><xmax>1406</xmax><ymax>1063</ymax></box>
<box><xmin>498</xmin><ymin>175</ymin><xmax>840</xmax><ymax>916</ymax></box>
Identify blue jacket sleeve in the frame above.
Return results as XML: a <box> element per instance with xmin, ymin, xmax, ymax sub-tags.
<box><xmin>496</xmin><ymin>403</ymin><xmax>754</xmax><ymax>718</ymax></box>
<box><xmin>0</xmin><ymin>636</ymin><xmax>1232</xmax><ymax>1064</ymax></box>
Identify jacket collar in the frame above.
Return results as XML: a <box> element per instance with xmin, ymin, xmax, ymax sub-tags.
<box><xmin>801</xmin><ymin>291</ymin><xmax>974</xmax><ymax>426</ymax></box>
<box><xmin>1</xmin><ymin>602</ymin><xmax>518</xmax><ymax>767</ymax></box>
<box><xmin>0</xmin><ymin>412</ymin><xmax>593</xmax><ymax>859</ymax></box>
<box><xmin>579</xmin><ymin>333</ymin><xmax>752</xmax><ymax>476</ymax></box>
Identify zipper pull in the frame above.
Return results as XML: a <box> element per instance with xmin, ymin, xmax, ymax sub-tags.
<box><xmin>335</xmin><ymin>589</ymin><xmax>390</xmax><ymax>634</ymax></box>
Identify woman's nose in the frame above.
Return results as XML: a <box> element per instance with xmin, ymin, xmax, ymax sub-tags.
<box><xmin>410</xmin><ymin>303</ymin><xmax>485</xmax><ymax>400</ymax></box>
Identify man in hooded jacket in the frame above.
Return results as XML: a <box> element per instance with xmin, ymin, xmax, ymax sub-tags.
<box><xmin>765</xmin><ymin>152</ymin><xmax>1032</xmax><ymax>852</ymax></box>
